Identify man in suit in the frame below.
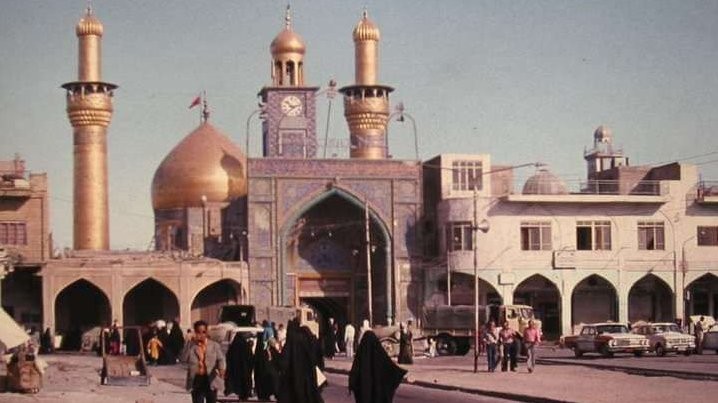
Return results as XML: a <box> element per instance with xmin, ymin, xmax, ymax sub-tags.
<box><xmin>181</xmin><ymin>320</ymin><xmax>226</xmax><ymax>403</ymax></box>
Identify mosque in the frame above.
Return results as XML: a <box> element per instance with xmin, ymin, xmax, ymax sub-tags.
<box><xmin>38</xmin><ymin>6</ymin><xmax>422</xmax><ymax>337</ymax></box>
<box><xmin>1</xmin><ymin>7</ymin><xmax>716</xmax><ymax>344</ymax></box>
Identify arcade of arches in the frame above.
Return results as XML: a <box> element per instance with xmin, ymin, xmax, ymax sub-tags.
<box><xmin>123</xmin><ymin>278</ymin><xmax>179</xmax><ymax>326</ymax></box>
<box><xmin>687</xmin><ymin>273</ymin><xmax>718</xmax><ymax>318</ymax></box>
<box><xmin>191</xmin><ymin>279</ymin><xmax>242</xmax><ymax>324</ymax></box>
<box><xmin>54</xmin><ymin>279</ymin><xmax>111</xmax><ymax>349</ymax></box>
<box><xmin>572</xmin><ymin>274</ymin><xmax>618</xmax><ymax>326</ymax></box>
<box><xmin>513</xmin><ymin>275</ymin><xmax>561</xmax><ymax>340</ymax></box>
<box><xmin>628</xmin><ymin>274</ymin><xmax>673</xmax><ymax>323</ymax></box>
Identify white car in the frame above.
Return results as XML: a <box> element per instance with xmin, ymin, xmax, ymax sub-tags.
<box><xmin>633</xmin><ymin>323</ymin><xmax>695</xmax><ymax>356</ymax></box>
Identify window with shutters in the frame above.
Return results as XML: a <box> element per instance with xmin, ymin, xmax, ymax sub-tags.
<box><xmin>520</xmin><ymin>221</ymin><xmax>552</xmax><ymax>250</ymax></box>
<box><xmin>446</xmin><ymin>221</ymin><xmax>473</xmax><ymax>251</ymax></box>
<box><xmin>637</xmin><ymin>221</ymin><xmax>665</xmax><ymax>250</ymax></box>
<box><xmin>576</xmin><ymin>220</ymin><xmax>611</xmax><ymax>250</ymax></box>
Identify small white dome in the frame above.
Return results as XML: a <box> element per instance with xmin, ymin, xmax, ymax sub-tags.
<box><xmin>522</xmin><ymin>168</ymin><xmax>569</xmax><ymax>195</ymax></box>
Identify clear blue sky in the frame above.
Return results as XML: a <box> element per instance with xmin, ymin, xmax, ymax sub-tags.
<box><xmin>1</xmin><ymin>0</ymin><xmax>717</xmax><ymax>250</ymax></box>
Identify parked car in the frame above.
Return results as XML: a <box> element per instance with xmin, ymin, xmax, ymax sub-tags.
<box><xmin>562</xmin><ymin>322</ymin><xmax>649</xmax><ymax>358</ymax></box>
<box><xmin>702</xmin><ymin>324</ymin><xmax>718</xmax><ymax>354</ymax></box>
<box><xmin>632</xmin><ymin>322</ymin><xmax>695</xmax><ymax>356</ymax></box>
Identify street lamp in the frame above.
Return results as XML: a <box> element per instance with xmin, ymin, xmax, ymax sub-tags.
<box><xmin>472</xmin><ymin>186</ymin><xmax>490</xmax><ymax>374</ymax></box>
<box><xmin>387</xmin><ymin>102</ymin><xmax>419</xmax><ymax>160</ymax></box>
<box><xmin>245</xmin><ymin>104</ymin><xmax>267</xmax><ymax>157</ymax></box>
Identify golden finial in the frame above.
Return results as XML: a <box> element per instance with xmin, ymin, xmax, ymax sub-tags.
<box><xmin>363</xmin><ymin>6</ymin><xmax>368</xmax><ymax>19</ymax></box>
<box><xmin>202</xmin><ymin>91</ymin><xmax>210</xmax><ymax>122</ymax></box>
<box><xmin>285</xmin><ymin>4</ymin><xmax>292</xmax><ymax>30</ymax></box>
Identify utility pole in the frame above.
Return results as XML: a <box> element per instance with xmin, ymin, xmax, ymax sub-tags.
<box><xmin>473</xmin><ymin>186</ymin><xmax>479</xmax><ymax>373</ymax></box>
<box><xmin>365</xmin><ymin>199</ymin><xmax>373</xmax><ymax>325</ymax></box>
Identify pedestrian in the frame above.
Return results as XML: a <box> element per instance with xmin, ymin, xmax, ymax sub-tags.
<box><xmin>349</xmin><ymin>330</ymin><xmax>407</xmax><ymax>403</ymax></box>
<box><xmin>523</xmin><ymin>320</ymin><xmax>541</xmax><ymax>373</ymax></box>
<box><xmin>695</xmin><ymin>316</ymin><xmax>707</xmax><ymax>354</ymax></box>
<box><xmin>40</xmin><ymin>328</ymin><xmax>53</xmax><ymax>354</ymax></box>
<box><xmin>277</xmin><ymin>323</ymin><xmax>287</xmax><ymax>350</ymax></box>
<box><xmin>358</xmin><ymin>319</ymin><xmax>371</xmax><ymax>344</ymax></box>
<box><xmin>398</xmin><ymin>322</ymin><xmax>414</xmax><ymax>365</ymax></box>
<box><xmin>427</xmin><ymin>337</ymin><xmax>437</xmax><ymax>358</ymax></box>
<box><xmin>483</xmin><ymin>321</ymin><xmax>499</xmax><ymax>372</ymax></box>
<box><xmin>169</xmin><ymin>320</ymin><xmax>185</xmax><ymax>363</ymax></box>
<box><xmin>254</xmin><ymin>338</ymin><xmax>280</xmax><ymax>400</ymax></box>
<box><xmin>323</xmin><ymin>317</ymin><xmax>337</xmax><ymax>359</ymax></box>
<box><xmin>276</xmin><ymin>319</ymin><xmax>325</xmax><ymax>403</ymax></box>
<box><xmin>261</xmin><ymin>320</ymin><xmax>274</xmax><ymax>350</ymax></box>
<box><xmin>146</xmin><ymin>330</ymin><xmax>163</xmax><ymax>365</ymax></box>
<box><xmin>225</xmin><ymin>332</ymin><xmax>253</xmax><ymax>400</ymax></box>
<box><xmin>109</xmin><ymin>321</ymin><xmax>121</xmax><ymax>355</ymax></box>
<box><xmin>181</xmin><ymin>320</ymin><xmax>226</xmax><ymax>403</ymax></box>
<box><xmin>344</xmin><ymin>322</ymin><xmax>356</xmax><ymax>359</ymax></box>
<box><xmin>499</xmin><ymin>321</ymin><xmax>517</xmax><ymax>372</ymax></box>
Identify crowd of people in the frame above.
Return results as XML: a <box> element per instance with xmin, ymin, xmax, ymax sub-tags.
<box><xmin>482</xmin><ymin>319</ymin><xmax>541</xmax><ymax>373</ymax></box>
<box><xmin>179</xmin><ymin>317</ymin><xmax>409</xmax><ymax>403</ymax></box>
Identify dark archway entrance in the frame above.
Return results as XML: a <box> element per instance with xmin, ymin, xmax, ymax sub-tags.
<box><xmin>572</xmin><ymin>274</ymin><xmax>618</xmax><ymax>326</ymax></box>
<box><xmin>284</xmin><ymin>191</ymin><xmax>391</xmax><ymax>327</ymax></box>
<box><xmin>55</xmin><ymin>279</ymin><xmax>110</xmax><ymax>350</ymax></box>
<box><xmin>629</xmin><ymin>274</ymin><xmax>673</xmax><ymax>323</ymax></box>
<box><xmin>123</xmin><ymin>278</ymin><xmax>179</xmax><ymax>326</ymax></box>
<box><xmin>514</xmin><ymin>275</ymin><xmax>561</xmax><ymax>340</ymax></box>
<box><xmin>687</xmin><ymin>273</ymin><xmax>718</xmax><ymax>318</ymax></box>
<box><xmin>191</xmin><ymin>279</ymin><xmax>242</xmax><ymax>324</ymax></box>
<box><xmin>436</xmin><ymin>273</ymin><xmax>502</xmax><ymax>306</ymax></box>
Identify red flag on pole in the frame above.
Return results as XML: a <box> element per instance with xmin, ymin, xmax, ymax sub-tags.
<box><xmin>188</xmin><ymin>95</ymin><xmax>201</xmax><ymax>109</ymax></box>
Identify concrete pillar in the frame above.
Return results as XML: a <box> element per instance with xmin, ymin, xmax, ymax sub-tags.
<box><xmin>111</xmin><ymin>272</ymin><xmax>123</xmax><ymax>326</ymax></box>
<box><xmin>618</xmin><ymin>279</ymin><xmax>629</xmax><ymax>325</ymax></box>
<box><xmin>179</xmin><ymin>263</ymin><xmax>193</xmax><ymax>331</ymax></box>
<box><xmin>561</xmin><ymin>283</ymin><xmax>573</xmax><ymax>335</ymax></box>
<box><xmin>42</xmin><ymin>271</ymin><xmax>54</xmax><ymax>334</ymax></box>
<box><xmin>502</xmin><ymin>285</ymin><xmax>513</xmax><ymax>305</ymax></box>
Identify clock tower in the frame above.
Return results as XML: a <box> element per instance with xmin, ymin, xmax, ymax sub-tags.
<box><xmin>260</xmin><ymin>6</ymin><xmax>318</xmax><ymax>158</ymax></box>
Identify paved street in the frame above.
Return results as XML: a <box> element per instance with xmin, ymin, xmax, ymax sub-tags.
<box><xmin>3</xmin><ymin>350</ymin><xmax>718</xmax><ymax>402</ymax></box>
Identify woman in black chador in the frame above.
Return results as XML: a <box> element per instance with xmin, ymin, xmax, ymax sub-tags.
<box><xmin>254</xmin><ymin>338</ymin><xmax>281</xmax><ymax>400</ymax></box>
<box><xmin>277</xmin><ymin>319</ymin><xmax>324</xmax><ymax>403</ymax></box>
<box><xmin>225</xmin><ymin>332</ymin><xmax>254</xmax><ymax>400</ymax></box>
<box><xmin>397</xmin><ymin>323</ymin><xmax>414</xmax><ymax>365</ymax></box>
<box><xmin>349</xmin><ymin>330</ymin><xmax>407</xmax><ymax>403</ymax></box>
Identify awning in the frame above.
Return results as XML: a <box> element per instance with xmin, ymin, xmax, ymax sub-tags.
<box><xmin>0</xmin><ymin>307</ymin><xmax>29</xmax><ymax>351</ymax></box>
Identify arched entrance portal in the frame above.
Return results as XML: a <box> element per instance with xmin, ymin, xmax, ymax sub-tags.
<box><xmin>191</xmin><ymin>280</ymin><xmax>242</xmax><ymax>324</ymax></box>
<box><xmin>686</xmin><ymin>273</ymin><xmax>718</xmax><ymax>318</ymax></box>
<box><xmin>283</xmin><ymin>190</ymin><xmax>391</xmax><ymax>329</ymax></box>
<box><xmin>513</xmin><ymin>275</ymin><xmax>561</xmax><ymax>340</ymax></box>
<box><xmin>123</xmin><ymin>278</ymin><xmax>179</xmax><ymax>326</ymax></box>
<box><xmin>436</xmin><ymin>273</ymin><xmax>502</xmax><ymax>306</ymax></box>
<box><xmin>55</xmin><ymin>279</ymin><xmax>111</xmax><ymax>350</ymax></box>
<box><xmin>628</xmin><ymin>274</ymin><xmax>673</xmax><ymax>323</ymax></box>
<box><xmin>572</xmin><ymin>275</ymin><xmax>617</xmax><ymax>326</ymax></box>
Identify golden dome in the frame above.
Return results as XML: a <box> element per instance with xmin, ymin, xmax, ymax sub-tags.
<box><xmin>353</xmin><ymin>10</ymin><xmax>380</xmax><ymax>42</ymax></box>
<box><xmin>76</xmin><ymin>8</ymin><xmax>104</xmax><ymax>37</ymax></box>
<box><xmin>270</xmin><ymin>5</ymin><xmax>306</xmax><ymax>56</ymax></box>
<box><xmin>151</xmin><ymin>122</ymin><xmax>247</xmax><ymax>210</ymax></box>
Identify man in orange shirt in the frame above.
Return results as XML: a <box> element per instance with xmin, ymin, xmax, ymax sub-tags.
<box><xmin>523</xmin><ymin>320</ymin><xmax>542</xmax><ymax>373</ymax></box>
<box><xmin>181</xmin><ymin>320</ymin><xmax>226</xmax><ymax>403</ymax></box>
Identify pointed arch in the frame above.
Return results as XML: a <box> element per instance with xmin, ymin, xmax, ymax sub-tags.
<box><xmin>54</xmin><ymin>279</ymin><xmax>111</xmax><ymax>350</ymax></box>
<box><xmin>435</xmin><ymin>272</ymin><xmax>503</xmax><ymax>306</ymax></box>
<box><xmin>191</xmin><ymin>279</ymin><xmax>243</xmax><ymax>324</ymax></box>
<box><xmin>628</xmin><ymin>273</ymin><xmax>674</xmax><ymax>323</ymax></box>
<box><xmin>123</xmin><ymin>278</ymin><xmax>179</xmax><ymax>326</ymax></box>
<box><xmin>571</xmin><ymin>274</ymin><xmax>618</xmax><ymax>326</ymax></box>
<box><xmin>513</xmin><ymin>274</ymin><xmax>562</xmax><ymax>339</ymax></box>
<box><xmin>686</xmin><ymin>273</ymin><xmax>718</xmax><ymax>317</ymax></box>
<box><xmin>279</xmin><ymin>186</ymin><xmax>394</xmax><ymax>322</ymax></box>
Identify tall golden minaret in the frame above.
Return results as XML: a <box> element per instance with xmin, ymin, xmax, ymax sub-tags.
<box><xmin>61</xmin><ymin>7</ymin><xmax>117</xmax><ymax>250</ymax></box>
<box><xmin>340</xmin><ymin>9</ymin><xmax>394</xmax><ymax>159</ymax></box>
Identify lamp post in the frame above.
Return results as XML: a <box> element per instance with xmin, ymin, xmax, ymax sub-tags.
<box><xmin>245</xmin><ymin>106</ymin><xmax>268</xmax><ymax>157</ymax></box>
<box><xmin>681</xmin><ymin>234</ymin><xmax>698</xmax><ymax>325</ymax></box>
<box><xmin>387</xmin><ymin>102</ymin><xmax>419</xmax><ymax>160</ymax></box>
<box><xmin>200</xmin><ymin>195</ymin><xmax>208</xmax><ymax>254</ymax></box>
<box><xmin>472</xmin><ymin>186</ymin><xmax>490</xmax><ymax>373</ymax></box>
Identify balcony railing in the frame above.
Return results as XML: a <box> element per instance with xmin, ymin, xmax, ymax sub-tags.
<box><xmin>577</xmin><ymin>179</ymin><xmax>665</xmax><ymax>196</ymax></box>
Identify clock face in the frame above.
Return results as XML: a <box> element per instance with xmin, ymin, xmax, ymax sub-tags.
<box><xmin>280</xmin><ymin>95</ymin><xmax>303</xmax><ymax>117</ymax></box>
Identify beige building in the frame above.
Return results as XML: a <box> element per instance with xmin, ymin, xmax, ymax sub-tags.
<box><xmin>424</xmin><ymin>126</ymin><xmax>718</xmax><ymax>338</ymax></box>
<box><xmin>0</xmin><ymin>155</ymin><xmax>49</xmax><ymax>330</ymax></box>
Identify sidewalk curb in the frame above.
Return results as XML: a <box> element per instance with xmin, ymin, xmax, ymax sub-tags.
<box><xmin>324</xmin><ymin>366</ymin><xmax>570</xmax><ymax>403</ymax></box>
<box><xmin>537</xmin><ymin>358</ymin><xmax>718</xmax><ymax>382</ymax></box>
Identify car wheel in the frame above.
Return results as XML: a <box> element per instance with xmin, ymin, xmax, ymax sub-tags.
<box><xmin>600</xmin><ymin>345</ymin><xmax>613</xmax><ymax>358</ymax></box>
<box><xmin>573</xmin><ymin>347</ymin><xmax>583</xmax><ymax>358</ymax></box>
<box><xmin>684</xmin><ymin>350</ymin><xmax>692</xmax><ymax>356</ymax></box>
<box><xmin>436</xmin><ymin>336</ymin><xmax>457</xmax><ymax>356</ymax></box>
<box><xmin>633</xmin><ymin>350</ymin><xmax>644</xmax><ymax>357</ymax></box>
<box><xmin>655</xmin><ymin>344</ymin><xmax>666</xmax><ymax>357</ymax></box>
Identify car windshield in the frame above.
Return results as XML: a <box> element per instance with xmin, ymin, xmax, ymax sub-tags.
<box><xmin>653</xmin><ymin>324</ymin><xmax>681</xmax><ymax>333</ymax></box>
<box><xmin>596</xmin><ymin>325</ymin><xmax>628</xmax><ymax>334</ymax></box>
<box><xmin>520</xmin><ymin>308</ymin><xmax>535</xmax><ymax>319</ymax></box>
